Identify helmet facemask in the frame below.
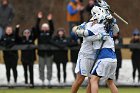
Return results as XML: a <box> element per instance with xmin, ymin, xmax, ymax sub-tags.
<box><xmin>91</xmin><ymin>6</ymin><xmax>106</xmax><ymax>24</ymax></box>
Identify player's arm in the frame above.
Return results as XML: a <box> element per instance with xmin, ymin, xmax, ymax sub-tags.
<box><xmin>84</xmin><ymin>31</ymin><xmax>109</xmax><ymax>42</ymax></box>
<box><xmin>85</xmin><ymin>33</ymin><xmax>108</xmax><ymax>42</ymax></box>
<box><xmin>72</xmin><ymin>22</ymin><xmax>95</xmax><ymax>37</ymax></box>
<box><xmin>73</xmin><ymin>26</ymin><xmax>109</xmax><ymax>41</ymax></box>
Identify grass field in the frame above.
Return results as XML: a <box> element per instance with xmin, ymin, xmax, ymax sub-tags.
<box><xmin>0</xmin><ymin>88</ymin><xmax>140</xmax><ymax>93</ymax></box>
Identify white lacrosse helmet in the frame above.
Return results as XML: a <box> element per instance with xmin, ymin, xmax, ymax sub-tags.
<box><xmin>91</xmin><ymin>6</ymin><xmax>107</xmax><ymax>23</ymax></box>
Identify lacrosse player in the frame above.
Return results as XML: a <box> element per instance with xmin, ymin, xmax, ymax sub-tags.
<box><xmin>71</xmin><ymin>6</ymin><xmax>111</xmax><ymax>93</ymax></box>
<box><xmin>71</xmin><ymin>20</ymin><xmax>103</xmax><ymax>93</ymax></box>
<box><xmin>76</xmin><ymin>6</ymin><xmax>119</xmax><ymax>93</ymax></box>
<box><xmin>73</xmin><ymin>5</ymin><xmax>119</xmax><ymax>93</ymax></box>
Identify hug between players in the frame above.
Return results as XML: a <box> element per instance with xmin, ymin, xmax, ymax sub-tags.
<box><xmin>0</xmin><ymin>0</ymin><xmax>139</xmax><ymax>93</ymax></box>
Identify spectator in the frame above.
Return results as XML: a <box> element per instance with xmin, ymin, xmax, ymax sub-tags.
<box><xmin>34</xmin><ymin>12</ymin><xmax>54</xmax><ymax>85</ymax></box>
<box><xmin>67</xmin><ymin>0</ymin><xmax>82</xmax><ymax>34</ymax></box>
<box><xmin>113</xmin><ymin>32</ymin><xmax>122</xmax><ymax>81</ymax></box>
<box><xmin>53</xmin><ymin>28</ymin><xmax>68</xmax><ymax>84</ymax></box>
<box><xmin>16</xmin><ymin>25</ymin><xmax>36</xmax><ymax>87</ymax></box>
<box><xmin>85</xmin><ymin>0</ymin><xmax>95</xmax><ymax>19</ymax></box>
<box><xmin>0</xmin><ymin>26</ymin><xmax>18</xmax><ymax>86</ymax></box>
<box><xmin>130</xmin><ymin>28</ymin><xmax>140</xmax><ymax>82</ymax></box>
<box><xmin>77</xmin><ymin>0</ymin><xmax>85</xmax><ymax>23</ymax></box>
<box><xmin>0</xmin><ymin>0</ymin><xmax>14</xmax><ymax>39</ymax></box>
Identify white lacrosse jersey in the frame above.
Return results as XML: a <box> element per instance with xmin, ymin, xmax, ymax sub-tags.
<box><xmin>79</xmin><ymin>22</ymin><xmax>96</xmax><ymax>59</ymax></box>
<box><xmin>85</xmin><ymin>23</ymin><xmax>117</xmax><ymax>62</ymax></box>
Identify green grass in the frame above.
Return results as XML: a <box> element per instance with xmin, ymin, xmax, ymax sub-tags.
<box><xmin>0</xmin><ymin>87</ymin><xmax>140</xmax><ymax>93</ymax></box>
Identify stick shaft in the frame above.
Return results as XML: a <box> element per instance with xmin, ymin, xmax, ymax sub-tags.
<box><xmin>113</xmin><ymin>12</ymin><xmax>128</xmax><ymax>25</ymax></box>
<box><xmin>96</xmin><ymin>0</ymin><xmax>128</xmax><ymax>24</ymax></box>
<box><xmin>109</xmin><ymin>10</ymin><xmax>128</xmax><ymax>25</ymax></box>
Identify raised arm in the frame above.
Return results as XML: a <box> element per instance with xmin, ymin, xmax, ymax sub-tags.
<box><xmin>47</xmin><ymin>14</ymin><xmax>54</xmax><ymax>36</ymax></box>
<box><xmin>32</xmin><ymin>12</ymin><xmax>43</xmax><ymax>38</ymax></box>
<box><xmin>15</xmin><ymin>24</ymin><xmax>22</xmax><ymax>44</ymax></box>
<box><xmin>35</xmin><ymin>12</ymin><xmax>42</xmax><ymax>31</ymax></box>
<box><xmin>15</xmin><ymin>24</ymin><xmax>20</xmax><ymax>36</ymax></box>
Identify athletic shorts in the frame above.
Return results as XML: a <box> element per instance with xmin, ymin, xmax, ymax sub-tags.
<box><xmin>90</xmin><ymin>59</ymin><xmax>117</xmax><ymax>80</ymax></box>
<box><xmin>75</xmin><ymin>54</ymin><xmax>94</xmax><ymax>77</ymax></box>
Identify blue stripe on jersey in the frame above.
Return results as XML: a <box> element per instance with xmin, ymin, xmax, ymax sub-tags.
<box><xmin>79</xmin><ymin>59</ymin><xmax>82</xmax><ymax>75</ymax></box>
<box><xmin>96</xmin><ymin>48</ymin><xmax>116</xmax><ymax>59</ymax></box>
<box><xmin>109</xmin><ymin>30</ymin><xmax>113</xmax><ymax>38</ymax></box>
<box><xmin>91</xmin><ymin>61</ymin><xmax>101</xmax><ymax>75</ymax></box>
<box><xmin>87</xmin><ymin>30</ymin><xmax>95</xmax><ymax>36</ymax></box>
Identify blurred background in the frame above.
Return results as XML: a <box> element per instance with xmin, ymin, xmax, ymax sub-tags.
<box><xmin>7</xmin><ymin>0</ymin><xmax>140</xmax><ymax>58</ymax></box>
<box><xmin>10</xmin><ymin>0</ymin><xmax>139</xmax><ymax>36</ymax></box>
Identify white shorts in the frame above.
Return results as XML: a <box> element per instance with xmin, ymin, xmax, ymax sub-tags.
<box><xmin>90</xmin><ymin>59</ymin><xmax>117</xmax><ymax>80</ymax></box>
<box><xmin>75</xmin><ymin>54</ymin><xmax>94</xmax><ymax>77</ymax></box>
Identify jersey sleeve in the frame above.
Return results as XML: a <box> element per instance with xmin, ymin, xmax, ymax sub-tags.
<box><xmin>83</xmin><ymin>29</ymin><xmax>99</xmax><ymax>37</ymax></box>
<box><xmin>84</xmin><ymin>34</ymin><xmax>101</xmax><ymax>42</ymax></box>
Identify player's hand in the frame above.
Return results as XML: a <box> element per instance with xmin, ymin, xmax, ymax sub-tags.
<box><xmin>72</xmin><ymin>26</ymin><xmax>78</xmax><ymax>33</ymax></box>
<box><xmin>37</xmin><ymin>11</ymin><xmax>43</xmax><ymax>19</ymax></box>
<box><xmin>72</xmin><ymin>26</ymin><xmax>84</xmax><ymax>37</ymax></box>
<box><xmin>47</xmin><ymin>13</ymin><xmax>53</xmax><ymax>20</ymax></box>
<box><xmin>98</xmin><ymin>33</ymin><xmax>109</xmax><ymax>40</ymax></box>
<box><xmin>106</xmin><ymin>14</ymin><xmax>113</xmax><ymax>20</ymax></box>
<box><xmin>102</xmin><ymin>33</ymin><xmax>109</xmax><ymax>40</ymax></box>
<box><xmin>76</xmin><ymin>27</ymin><xmax>85</xmax><ymax>37</ymax></box>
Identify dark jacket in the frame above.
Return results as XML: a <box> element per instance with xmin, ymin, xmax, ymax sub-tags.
<box><xmin>16</xmin><ymin>29</ymin><xmax>36</xmax><ymax>62</ymax></box>
<box><xmin>85</xmin><ymin>1</ymin><xmax>98</xmax><ymax>20</ymax></box>
<box><xmin>113</xmin><ymin>36</ymin><xmax>122</xmax><ymax>68</ymax></box>
<box><xmin>0</xmin><ymin>28</ymin><xmax>18</xmax><ymax>61</ymax></box>
<box><xmin>34</xmin><ymin>18</ymin><xmax>54</xmax><ymax>57</ymax></box>
<box><xmin>86</xmin><ymin>4</ymin><xmax>94</xmax><ymax>16</ymax></box>
<box><xmin>130</xmin><ymin>39</ymin><xmax>140</xmax><ymax>60</ymax></box>
<box><xmin>68</xmin><ymin>36</ymin><xmax>81</xmax><ymax>63</ymax></box>
<box><xmin>53</xmin><ymin>36</ymin><xmax>68</xmax><ymax>63</ymax></box>
<box><xmin>0</xmin><ymin>4</ymin><xmax>14</xmax><ymax>28</ymax></box>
